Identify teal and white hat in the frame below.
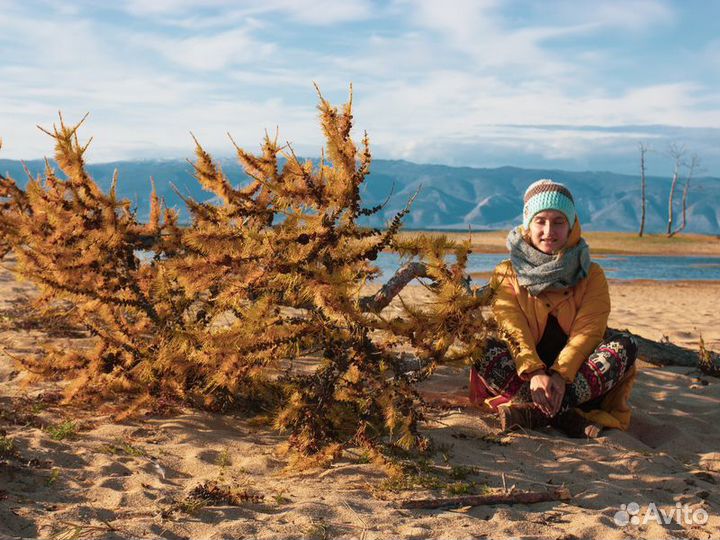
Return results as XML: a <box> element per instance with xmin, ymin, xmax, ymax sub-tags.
<box><xmin>522</xmin><ymin>179</ymin><xmax>576</xmax><ymax>229</ymax></box>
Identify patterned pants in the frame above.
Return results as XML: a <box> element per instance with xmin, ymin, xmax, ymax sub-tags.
<box><xmin>472</xmin><ymin>333</ymin><xmax>637</xmax><ymax>412</ymax></box>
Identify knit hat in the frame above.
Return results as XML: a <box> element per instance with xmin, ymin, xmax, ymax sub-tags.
<box><xmin>522</xmin><ymin>179</ymin><xmax>576</xmax><ymax>229</ymax></box>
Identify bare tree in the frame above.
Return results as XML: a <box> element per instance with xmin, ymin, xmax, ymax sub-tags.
<box><xmin>666</xmin><ymin>143</ymin><xmax>686</xmax><ymax>236</ymax></box>
<box><xmin>638</xmin><ymin>142</ymin><xmax>648</xmax><ymax>237</ymax></box>
<box><xmin>670</xmin><ymin>153</ymin><xmax>701</xmax><ymax>237</ymax></box>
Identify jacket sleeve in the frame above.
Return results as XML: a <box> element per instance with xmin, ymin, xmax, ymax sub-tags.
<box><xmin>491</xmin><ymin>263</ymin><xmax>546</xmax><ymax>379</ymax></box>
<box><xmin>551</xmin><ymin>264</ymin><xmax>610</xmax><ymax>383</ymax></box>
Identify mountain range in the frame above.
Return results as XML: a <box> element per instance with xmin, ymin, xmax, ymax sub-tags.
<box><xmin>2</xmin><ymin>158</ymin><xmax>719</xmax><ymax>234</ymax></box>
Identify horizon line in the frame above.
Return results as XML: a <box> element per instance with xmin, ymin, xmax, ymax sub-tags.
<box><xmin>2</xmin><ymin>155</ymin><xmax>718</xmax><ymax>181</ymax></box>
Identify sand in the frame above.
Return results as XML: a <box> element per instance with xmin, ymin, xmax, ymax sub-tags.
<box><xmin>1</xmin><ymin>264</ymin><xmax>719</xmax><ymax>539</ymax></box>
<box><xmin>608</xmin><ymin>280</ymin><xmax>720</xmax><ymax>352</ymax></box>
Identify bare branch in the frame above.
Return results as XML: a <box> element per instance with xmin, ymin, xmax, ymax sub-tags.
<box><xmin>666</xmin><ymin>143</ymin><xmax>686</xmax><ymax>236</ymax></box>
<box><xmin>638</xmin><ymin>142</ymin><xmax>648</xmax><ymax>237</ymax></box>
<box><xmin>671</xmin><ymin>153</ymin><xmax>701</xmax><ymax>236</ymax></box>
<box><xmin>358</xmin><ymin>261</ymin><xmax>486</xmax><ymax>313</ymax></box>
<box><xmin>398</xmin><ymin>487</ymin><xmax>571</xmax><ymax>510</ymax></box>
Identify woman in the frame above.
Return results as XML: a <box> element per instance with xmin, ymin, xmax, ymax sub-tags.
<box><xmin>470</xmin><ymin>179</ymin><xmax>638</xmax><ymax>438</ymax></box>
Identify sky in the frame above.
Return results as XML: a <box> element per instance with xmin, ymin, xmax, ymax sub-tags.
<box><xmin>1</xmin><ymin>0</ymin><xmax>719</xmax><ymax>176</ymax></box>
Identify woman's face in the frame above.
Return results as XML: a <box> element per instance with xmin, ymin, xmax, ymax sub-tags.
<box><xmin>529</xmin><ymin>210</ymin><xmax>570</xmax><ymax>254</ymax></box>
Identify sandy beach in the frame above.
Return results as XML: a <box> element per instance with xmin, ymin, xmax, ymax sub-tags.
<box><xmin>1</xmin><ymin>262</ymin><xmax>719</xmax><ymax>539</ymax></box>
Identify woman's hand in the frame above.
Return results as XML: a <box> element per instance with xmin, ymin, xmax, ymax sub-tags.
<box><xmin>529</xmin><ymin>370</ymin><xmax>566</xmax><ymax>417</ymax></box>
<box><xmin>547</xmin><ymin>371</ymin><xmax>566</xmax><ymax>416</ymax></box>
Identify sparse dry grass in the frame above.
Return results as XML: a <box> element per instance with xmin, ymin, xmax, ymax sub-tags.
<box><xmin>397</xmin><ymin>230</ymin><xmax>720</xmax><ymax>256</ymax></box>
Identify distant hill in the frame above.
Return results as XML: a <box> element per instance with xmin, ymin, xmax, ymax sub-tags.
<box><xmin>2</xmin><ymin>158</ymin><xmax>719</xmax><ymax>234</ymax></box>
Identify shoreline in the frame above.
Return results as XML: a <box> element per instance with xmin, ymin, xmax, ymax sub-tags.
<box><xmin>386</xmin><ymin>248</ymin><xmax>720</xmax><ymax>257</ymax></box>
<box><xmin>395</xmin><ymin>230</ymin><xmax>720</xmax><ymax>258</ymax></box>
<box><xmin>592</xmin><ymin>251</ymin><xmax>720</xmax><ymax>258</ymax></box>
<box><xmin>453</xmin><ymin>272</ymin><xmax>720</xmax><ymax>284</ymax></box>
<box><xmin>608</xmin><ymin>278</ymin><xmax>720</xmax><ymax>285</ymax></box>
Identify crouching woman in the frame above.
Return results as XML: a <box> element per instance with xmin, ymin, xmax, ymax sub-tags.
<box><xmin>470</xmin><ymin>179</ymin><xmax>638</xmax><ymax>437</ymax></box>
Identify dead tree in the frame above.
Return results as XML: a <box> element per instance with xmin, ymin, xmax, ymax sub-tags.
<box><xmin>638</xmin><ymin>143</ymin><xmax>648</xmax><ymax>237</ymax></box>
<box><xmin>670</xmin><ymin>153</ymin><xmax>701</xmax><ymax>237</ymax></box>
<box><xmin>666</xmin><ymin>143</ymin><xmax>686</xmax><ymax>236</ymax></box>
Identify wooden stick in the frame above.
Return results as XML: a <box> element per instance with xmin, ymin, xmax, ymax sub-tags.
<box><xmin>398</xmin><ymin>486</ymin><xmax>571</xmax><ymax>510</ymax></box>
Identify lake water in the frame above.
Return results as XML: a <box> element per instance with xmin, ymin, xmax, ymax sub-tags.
<box><xmin>136</xmin><ymin>250</ymin><xmax>720</xmax><ymax>282</ymax></box>
<box><xmin>373</xmin><ymin>253</ymin><xmax>720</xmax><ymax>282</ymax></box>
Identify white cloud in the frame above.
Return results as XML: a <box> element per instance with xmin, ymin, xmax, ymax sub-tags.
<box><xmin>271</xmin><ymin>0</ymin><xmax>373</xmax><ymax>24</ymax></box>
<box><xmin>347</xmin><ymin>67</ymin><xmax>720</xmax><ymax>171</ymax></box>
<box><xmin>702</xmin><ymin>39</ymin><xmax>720</xmax><ymax>70</ymax></box>
<box><xmin>1</xmin><ymin>0</ymin><xmax>718</xmax><ymax>176</ymax></box>
<box><xmin>403</xmin><ymin>0</ymin><xmax>578</xmax><ymax>82</ymax></box>
<box><xmin>567</xmin><ymin>0</ymin><xmax>675</xmax><ymax>31</ymax></box>
<box><xmin>122</xmin><ymin>0</ymin><xmax>231</xmax><ymax>17</ymax></box>
<box><xmin>404</xmin><ymin>0</ymin><xmax>675</xmax><ymax>81</ymax></box>
<box><xmin>139</xmin><ymin>28</ymin><xmax>276</xmax><ymax>71</ymax></box>
<box><xmin>120</xmin><ymin>0</ymin><xmax>373</xmax><ymax>26</ymax></box>
<box><xmin>0</xmin><ymin>6</ymin><xmax>317</xmax><ymax>160</ymax></box>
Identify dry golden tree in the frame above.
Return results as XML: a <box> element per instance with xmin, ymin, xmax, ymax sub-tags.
<box><xmin>0</xmin><ymin>141</ymin><xmax>30</xmax><ymax>258</ymax></box>
<box><xmin>0</xmin><ymin>91</ymin><xmax>500</xmax><ymax>462</ymax></box>
<box><xmin>0</xmin><ymin>115</ymin><xmax>182</xmax><ymax>406</ymax></box>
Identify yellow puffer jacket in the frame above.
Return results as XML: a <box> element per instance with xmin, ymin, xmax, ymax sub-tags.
<box><xmin>490</xmin><ymin>221</ymin><xmax>637</xmax><ymax>430</ymax></box>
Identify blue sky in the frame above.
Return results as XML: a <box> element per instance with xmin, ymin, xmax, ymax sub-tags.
<box><xmin>1</xmin><ymin>0</ymin><xmax>719</xmax><ymax>176</ymax></box>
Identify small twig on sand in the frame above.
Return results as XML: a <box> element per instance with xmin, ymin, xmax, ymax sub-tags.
<box><xmin>52</xmin><ymin>519</ymin><xmax>119</xmax><ymax>540</ymax></box>
<box><xmin>343</xmin><ymin>499</ymin><xmax>369</xmax><ymax>540</ymax></box>
<box><xmin>398</xmin><ymin>486</ymin><xmax>571</xmax><ymax>510</ymax></box>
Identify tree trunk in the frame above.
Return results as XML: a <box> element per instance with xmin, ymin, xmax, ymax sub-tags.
<box><xmin>671</xmin><ymin>154</ymin><xmax>699</xmax><ymax>237</ymax></box>
<box><xmin>666</xmin><ymin>161</ymin><xmax>679</xmax><ymax>236</ymax></box>
<box><xmin>639</xmin><ymin>143</ymin><xmax>647</xmax><ymax>237</ymax></box>
<box><xmin>666</xmin><ymin>144</ymin><xmax>685</xmax><ymax>237</ymax></box>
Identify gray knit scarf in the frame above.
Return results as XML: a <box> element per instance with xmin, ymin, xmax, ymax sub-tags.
<box><xmin>506</xmin><ymin>226</ymin><xmax>591</xmax><ymax>296</ymax></box>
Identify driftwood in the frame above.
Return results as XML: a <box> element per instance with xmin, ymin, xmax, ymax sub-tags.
<box><xmin>616</xmin><ymin>329</ymin><xmax>706</xmax><ymax>368</ymax></box>
<box><xmin>359</xmin><ymin>261</ymin><xmax>487</xmax><ymax>313</ymax></box>
<box><xmin>359</xmin><ymin>262</ymin><xmax>431</xmax><ymax>313</ymax></box>
<box><xmin>399</xmin><ymin>486</ymin><xmax>571</xmax><ymax>510</ymax></box>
